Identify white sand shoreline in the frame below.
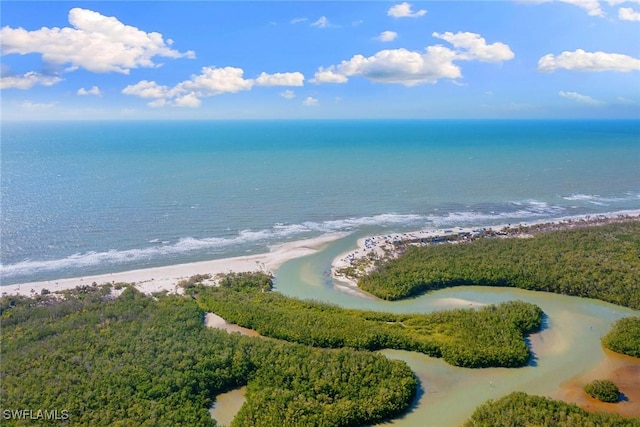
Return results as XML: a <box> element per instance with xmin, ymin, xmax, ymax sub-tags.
<box><xmin>4</xmin><ymin>210</ymin><xmax>640</xmax><ymax>299</ymax></box>
<box><xmin>331</xmin><ymin>210</ymin><xmax>640</xmax><ymax>287</ymax></box>
<box><xmin>2</xmin><ymin>232</ymin><xmax>350</xmax><ymax>298</ymax></box>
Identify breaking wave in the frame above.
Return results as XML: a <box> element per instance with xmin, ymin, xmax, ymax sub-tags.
<box><xmin>0</xmin><ymin>199</ymin><xmax>631</xmax><ymax>280</ymax></box>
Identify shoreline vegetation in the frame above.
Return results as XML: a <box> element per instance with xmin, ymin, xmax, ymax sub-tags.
<box><xmin>189</xmin><ymin>272</ymin><xmax>543</xmax><ymax>368</ymax></box>
<box><xmin>463</xmin><ymin>392</ymin><xmax>639</xmax><ymax>427</ymax></box>
<box><xmin>602</xmin><ymin>317</ymin><xmax>640</xmax><ymax>358</ymax></box>
<box><xmin>333</xmin><ymin>213</ymin><xmax>640</xmax><ymax>310</ymax></box>
<box><xmin>2</xmin><ymin>212</ymin><xmax>640</xmax><ymax>426</ymax></box>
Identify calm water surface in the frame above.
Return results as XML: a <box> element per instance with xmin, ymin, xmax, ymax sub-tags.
<box><xmin>250</xmin><ymin>235</ymin><xmax>637</xmax><ymax>426</ymax></box>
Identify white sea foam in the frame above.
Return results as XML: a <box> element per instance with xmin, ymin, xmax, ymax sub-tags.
<box><xmin>427</xmin><ymin>200</ymin><xmax>566</xmax><ymax>226</ymax></box>
<box><xmin>562</xmin><ymin>192</ymin><xmax>640</xmax><ymax>206</ymax></box>
<box><xmin>0</xmin><ymin>214</ymin><xmax>420</xmax><ymax>278</ymax></box>
<box><xmin>0</xmin><ymin>203</ymin><xmax>632</xmax><ymax>279</ymax></box>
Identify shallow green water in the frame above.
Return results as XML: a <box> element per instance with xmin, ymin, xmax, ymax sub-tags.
<box><xmin>228</xmin><ymin>234</ymin><xmax>640</xmax><ymax>426</ymax></box>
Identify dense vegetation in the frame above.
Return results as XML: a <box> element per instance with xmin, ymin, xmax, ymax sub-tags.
<box><xmin>190</xmin><ymin>272</ymin><xmax>543</xmax><ymax>368</ymax></box>
<box><xmin>602</xmin><ymin>316</ymin><xmax>640</xmax><ymax>358</ymax></box>
<box><xmin>357</xmin><ymin>222</ymin><xmax>640</xmax><ymax>308</ymax></box>
<box><xmin>584</xmin><ymin>380</ymin><xmax>620</xmax><ymax>403</ymax></box>
<box><xmin>0</xmin><ymin>283</ymin><xmax>417</xmax><ymax>426</ymax></box>
<box><xmin>464</xmin><ymin>392</ymin><xmax>640</xmax><ymax>427</ymax></box>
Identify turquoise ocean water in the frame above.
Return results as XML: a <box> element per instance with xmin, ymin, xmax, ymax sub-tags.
<box><xmin>1</xmin><ymin>120</ymin><xmax>638</xmax><ymax>285</ymax></box>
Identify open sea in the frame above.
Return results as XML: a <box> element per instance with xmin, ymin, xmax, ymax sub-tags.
<box><xmin>1</xmin><ymin>119</ymin><xmax>639</xmax><ymax>285</ymax></box>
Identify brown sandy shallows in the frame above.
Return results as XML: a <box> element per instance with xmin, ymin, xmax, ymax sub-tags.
<box><xmin>204</xmin><ymin>313</ymin><xmax>261</xmax><ymax>338</ymax></box>
<box><xmin>552</xmin><ymin>348</ymin><xmax>640</xmax><ymax>417</ymax></box>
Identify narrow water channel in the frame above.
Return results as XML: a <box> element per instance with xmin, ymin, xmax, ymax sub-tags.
<box><xmin>274</xmin><ymin>233</ymin><xmax>640</xmax><ymax>426</ymax></box>
<box><xmin>208</xmin><ymin>232</ymin><xmax>639</xmax><ymax>426</ymax></box>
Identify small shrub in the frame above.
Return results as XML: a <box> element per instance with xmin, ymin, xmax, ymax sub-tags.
<box><xmin>584</xmin><ymin>379</ymin><xmax>619</xmax><ymax>403</ymax></box>
<box><xmin>178</xmin><ymin>273</ymin><xmax>212</xmax><ymax>289</ymax></box>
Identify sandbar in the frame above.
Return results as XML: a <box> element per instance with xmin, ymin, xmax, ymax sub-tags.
<box><xmin>552</xmin><ymin>349</ymin><xmax>640</xmax><ymax>417</ymax></box>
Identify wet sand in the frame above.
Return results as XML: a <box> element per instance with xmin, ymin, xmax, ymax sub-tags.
<box><xmin>552</xmin><ymin>348</ymin><xmax>640</xmax><ymax>417</ymax></box>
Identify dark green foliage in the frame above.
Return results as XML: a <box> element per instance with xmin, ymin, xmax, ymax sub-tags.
<box><xmin>464</xmin><ymin>392</ymin><xmax>640</xmax><ymax>427</ymax></box>
<box><xmin>234</xmin><ymin>347</ymin><xmax>416</xmax><ymax>427</ymax></box>
<box><xmin>0</xmin><ymin>283</ymin><xmax>416</xmax><ymax>426</ymax></box>
<box><xmin>191</xmin><ymin>273</ymin><xmax>543</xmax><ymax>368</ymax></box>
<box><xmin>602</xmin><ymin>317</ymin><xmax>640</xmax><ymax>358</ymax></box>
<box><xmin>358</xmin><ymin>222</ymin><xmax>640</xmax><ymax>309</ymax></box>
<box><xmin>584</xmin><ymin>380</ymin><xmax>620</xmax><ymax>403</ymax></box>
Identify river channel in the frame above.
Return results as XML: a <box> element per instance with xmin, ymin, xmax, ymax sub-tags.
<box><xmin>214</xmin><ymin>231</ymin><xmax>640</xmax><ymax>426</ymax></box>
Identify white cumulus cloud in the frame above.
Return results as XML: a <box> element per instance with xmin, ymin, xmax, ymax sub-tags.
<box><xmin>538</xmin><ymin>49</ymin><xmax>640</xmax><ymax>72</ymax></box>
<box><xmin>388</xmin><ymin>2</ymin><xmax>427</xmax><ymax>18</ymax></box>
<box><xmin>559</xmin><ymin>91</ymin><xmax>603</xmax><ymax>105</ymax></box>
<box><xmin>432</xmin><ymin>32</ymin><xmax>515</xmax><ymax>62</ymax></box>
<box><xmin>313</xmin><ymin>32</ymin><xmax>513</xmax><ymax>86</ymax></box>
<box><xmin>376</xmin><ymin>31</ymin><xmax>398</xmax><ymax>42</ymax></box>
<box><xmin>619</xmin><ymin>6</ymin><xmax>640</xmax><ymax>19</ymax></box>
<box><xmin>0</xmin><ymin>72</ymin><xmax>62</xmax><ymax>89</ymax></box>
<box><xmin>123</xmin><ymin>67</ymin><xmax>305</xmax><ymax>108</ymax></box>
<box><xmin>180</xmin><ymin>66</ymin><xmax>254</xmax><ymax>95</ymax></box>
<box><xmin>77</xmin><ymin>86</ymin><xmax>101</xmax><ymax>96</ymax></box>
<box><xmin>173</xmin><ymin>93</ymin><xmax>201</xmax><ymax>108</ymax></box>
<box><xmin>313</xmin><ymin>47</ymin><xmax>461</xmax><ymax>86</ymax></box>
<box><xmin>311</xmin><ymin>67</ymin><xmax>350</xmax><ymax>84</ymax></box>
<box><xmin>0</xmin><ymin>8</ymin><xmax>194</xmax><ymax>75</ymax></box>
<box><xmin>255</xmin><ymin>72</ymin><xmax>304</xmax><ymax>87</ymax></box>
<box><xmin>122</xmin><ymin>80</ymin><xmax>172</xmax><ymax>99</ymax></box>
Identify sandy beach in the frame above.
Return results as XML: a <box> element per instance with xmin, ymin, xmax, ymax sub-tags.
<box><xmin>5</xmin><ymin>211</ymin><xmax>639</xmax><ymax>299</ymax></box>
<box><xmin>2</xmin><ymin>232</ymin><xmax>349</xmax><ymax>298</ymax></box>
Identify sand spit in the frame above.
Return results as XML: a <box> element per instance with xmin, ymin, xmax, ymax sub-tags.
<box><xmin>331</xmin><ymin>211</ymin><xmax>640</xmax><ymax>287</ymax></box>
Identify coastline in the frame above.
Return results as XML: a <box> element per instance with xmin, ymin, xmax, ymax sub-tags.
<box><xmin>1</xmin><ymin>232</ymin><xmax>349</xmax><ymax>298</ymax></box>
<box><xmin>4</xmin><ymin>210</ymin><xmax>639</xmax><ymax>299</ymax></box>
<box><xmin>331</xmin><ymin>211</ymin><xmax>640</xmax><ymax>288</ymax></box>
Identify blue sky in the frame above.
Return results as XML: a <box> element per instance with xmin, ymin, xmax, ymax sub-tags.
<box><xmin>1</xmin><ymin>1</ymin><xmax>639</xmax><ymax>120</ymax></box>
